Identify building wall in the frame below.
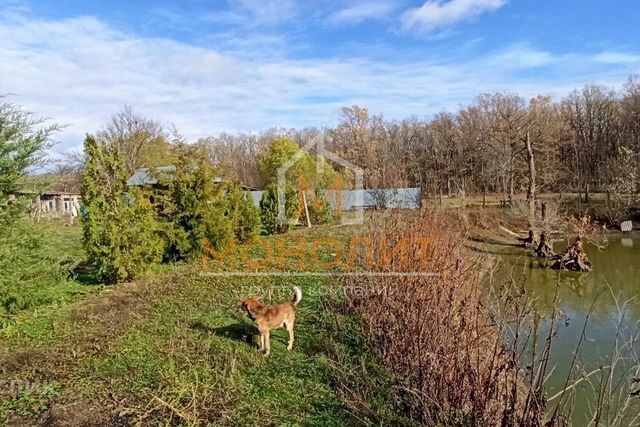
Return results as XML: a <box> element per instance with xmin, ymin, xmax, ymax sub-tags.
<box><xmin>243</xmin><ymin>188</ymin><xmax>422</xmax><ymax>210</ymax></box>
<box><xmin>37</xmin><ymin>194</ymin><xmax>81</xmax><ymax>217</ymax></box>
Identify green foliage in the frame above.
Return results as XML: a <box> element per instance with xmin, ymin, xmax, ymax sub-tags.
<box><xmin>0</xmin><ymin>100</ymin><xmax>58</xmax><ymax>226</ymax></box>
<box><xmin>0</xmin><ymin>221</ymin><xmax>90</xmax><ymax>322</ymax></box>
<box><xmin>0</xmin><ymin>99</ymin><xmax>85</xmax><ymax>322</ymax></box>
<box><xmin>258</xmin><ymin>136</ymin><xmax>337</xmax><ymax>188</ymax></box>
<box><xmin>156</xmin><ymin>145</ymin><xmax>234</xmax><ymax>260</ymax></box>
<box><xmin>258</xmin><ymin>137</ymin><xmax>341</xmax><ymax>233</ymax></box>
<box><xmin>0</xmin><ymin>100</ymin><xmax>57</xmax><ymax>201</ymax></box>
<box><xmin>81</xmin><ymin>135</ymin><xmax>164</xmax><ymax>283</ymax></box>
<box><xmin>305</xmin><ymin>189</ymin><xmax>336</xmax><ymax>225</ymax></box>
<box><xmin>225</xmin><ymin>183</ymin><xmax>261</xmax><ymax>242</ymax></box>
<box><xmin>259</xmin><ymin>184</ymin><xmax>300</xmax><ymax>234</ymax></box>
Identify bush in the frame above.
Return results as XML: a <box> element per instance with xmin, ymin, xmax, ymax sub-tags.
<box><xmin>225</xmin><ymin>184</ymin><xmax>261</xmax><ymax>242</ymax></box>
<box><xmin>259</xmin><ymin>184</ymin><xmax>299</xmax><ymax>234</ymax></box>
<box><xmin>344</xmin><ymin>211</ymin><xmax>548</xmax><ymax>425</ymax></box>
<box><xmin>0</xmin><ymin>220</ymin><xmax>77</xmax><ymax>318</ymax></box>
<box><xmin>305</xmin><ymin>189</ymin><xmax>335</xmax><ymax>225</ymax></box>
<box><xmin>82</xmin><ymin>135</ymin><xmax>164</xmax><ymax>283</ymax></box>
<box><xmin>156</xmin><ymin>147</ymin><xmax>234</xmax><ymax>260</ymax></box>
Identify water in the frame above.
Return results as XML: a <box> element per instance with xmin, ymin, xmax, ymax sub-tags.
<box><xmin>486</xmin><ymin>233</ymin><xmax>640</xmax><ymax>425</ymax></box>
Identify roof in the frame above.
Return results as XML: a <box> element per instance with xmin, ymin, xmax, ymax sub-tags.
<box><xmin>127</xmin><ymin>166</ymin><xmax>177</xmax><ymax>186</ymax></box>
<box><xmin>17</xmin><ymin>174</ymin><xmax>82</xmax><ymax>195</ymax></box>
<box><xmin>127</xmin><ymin>165</ymin><xmax>225</xmax><ymax>187</ymax></box>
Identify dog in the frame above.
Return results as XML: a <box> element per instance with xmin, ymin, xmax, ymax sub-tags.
<box><xmin>241</xmin><ymin>286</ymin><xmax>302</xmax><ymax>356</ymax></box>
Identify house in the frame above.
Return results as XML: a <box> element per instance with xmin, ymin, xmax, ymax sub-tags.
<box><xmin>32</xmin><ymin>191</ymin><xmax>82</xmax><ymax>217</ymax></box>
<box><xmin>16</xmin><ymin>174</ymin><xmax>82</xmax><ymax>218</ymax></box>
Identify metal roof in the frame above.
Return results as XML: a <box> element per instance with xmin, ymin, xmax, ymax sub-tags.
<box><xmin>127</xmin><ymin>166</ymin><xmax>224</xmax><ymax>186</ymax></box>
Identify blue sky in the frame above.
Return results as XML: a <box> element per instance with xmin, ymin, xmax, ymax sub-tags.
<box><xmin>1</xmin><ymin>0</ymin><xmax>639</xmax><ymax>155</ymax></box>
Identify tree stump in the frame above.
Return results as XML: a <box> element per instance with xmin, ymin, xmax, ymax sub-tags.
<box><xmin>535</xmin><ymin>233</ymin><xmax>554</xmax><ymax>258</ymax></box>
<box><xmin>518</xmin><ymin>229</ymin><xmax>535</xmax><ymax>248</ymax></box>
<box><xmin>550</xmin><ymin>236</ymin><xmax>592</xmax><ymax>272</ymax></box>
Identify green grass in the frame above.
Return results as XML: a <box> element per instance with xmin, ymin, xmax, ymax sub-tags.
<box><xmin>0</xmin><ymin>226</ymin><xmax>410</xmax><ymax>426</ymax></box>
<box><xmin>0</xmin><ymin>220</ymin><xmax>101</xmax><ymax>327</ymax></box>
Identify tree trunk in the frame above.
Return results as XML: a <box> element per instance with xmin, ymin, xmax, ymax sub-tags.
<box><xmin>302</xmin><ymin>191</ymin><xmax>312</xmax><ymax>228</ymax></box>
<box><xmin>482</xmin><ymin>185</ymin><xmax>486</xmax><ymax>209</ymax></box>
<box><xmin>584</xmin><ymin>183</ymin><xmax>590</xmax><ymax>203</ymax></box>
<box><xmin>508</xmin><ymin>157</ymin><xmax>514</xmax><ymax>206</ymax></box>
<box><xmin>525</xmin><ymin>131</ymin><xmax>536</xmax><ymax>214</ymax></box>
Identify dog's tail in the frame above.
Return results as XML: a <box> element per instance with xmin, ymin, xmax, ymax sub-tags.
<box><xmin>291</xmin><ymin>286</ymin><xmax>302</xmax><ymax>306</ymax></box>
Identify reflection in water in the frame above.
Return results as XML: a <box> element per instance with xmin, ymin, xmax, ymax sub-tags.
<box><xmin>486</xmin><ymin>233</ymin><xmax>640</xmax><ymax>425</ymax></box>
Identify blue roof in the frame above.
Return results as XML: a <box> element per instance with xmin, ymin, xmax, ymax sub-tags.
<box><xmin>127</xmin><ymin>166</ymin><xmax>224</xmax><ymax>186</ymax></box>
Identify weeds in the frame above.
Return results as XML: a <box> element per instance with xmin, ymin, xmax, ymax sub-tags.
<box><xmin>343</xmin><ymin>210</ymin><xmax>551</xmax><ymax>425</ymax></box>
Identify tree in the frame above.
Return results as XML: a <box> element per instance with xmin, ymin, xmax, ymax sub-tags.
<box><xmin>258</xmin><ymin>136</ymin><xmax>337</xmax><ymax>187</ymax></box>
<box><xmin>97</xmin><ymin>106</ymin><xmax>174</xmax><ymax>175</ymax></box>
<box><xmin>0</xmin><ymin>98</ymin><xmax>58</xmax><ymax>221</ymax></box>
<box><xmin>562</xmin><ymin>86</ymin><xmax>621</xmax><ymax>191</ymax></box>
<box><xmin>156</xmin><ymin>143</ymin><xmax>234</xmax><ymax>260</ymax></box>
<box><xmin>259</xmin><ymin>184</ymin><xmax>299</xmax><ymax>234</ymax></box>
<box><xmin>476</xmin><ymin>93</ymin><xmax>530</xmax><ymax>204</ymax></box>
<box><xmin>203</xmin><ymin>132</ymin><xmax>267</xmax><ymax>189</ymax></box>
<box><xmin>224</xmin><ymin>183</ymin><xmax>261</xmax><ymax>242</ymax></box>
<box><xmin>81</xmin><ymin>135</ymin><xmax>164</xmax><ymax>283</ymax></box>
<box><xmin>0</xmin><ymin>100</ymin><xmax>65</xmax><ymax>317</ymax></box>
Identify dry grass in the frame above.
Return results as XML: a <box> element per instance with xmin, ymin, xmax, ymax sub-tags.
<box><xmin>342</xmin><ymin>210</ymin><xmax>552</xmax><ymax>426</ymax></box>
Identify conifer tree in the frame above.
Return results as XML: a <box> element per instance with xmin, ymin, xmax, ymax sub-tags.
<box><xmin>81</xmin><ymin>135</ymin><xmax>163</xmax><ymax>283</ymax></box>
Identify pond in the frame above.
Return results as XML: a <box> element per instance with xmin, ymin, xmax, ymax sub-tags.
<box><xmin>486</xmin><ymin>233</ymin><xmax>640</xmax><ymax>425</ymax></box>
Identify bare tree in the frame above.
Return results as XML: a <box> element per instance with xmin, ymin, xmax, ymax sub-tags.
<box><xmin>97</xmin><ymin>106</ymin><xmax>172</xmax><ymax>175</ymax></box>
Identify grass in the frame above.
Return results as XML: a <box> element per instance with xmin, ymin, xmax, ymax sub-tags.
<box><xmin>0</xmin><ymin>220</ymin><xmax>103</xmax><ymax>329</ymax></box>
<box><xmin>0</xmin><ymin>224</ymin><xmax>408</xmax><ymax>426</ymax></box>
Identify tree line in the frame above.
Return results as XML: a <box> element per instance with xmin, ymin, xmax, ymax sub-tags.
<box><xmin>57</xmin><ymin>77</ymin><xmax>639</xmax><ymax>207</ymax></box>
<box><xmin>202</xmin><ymin>77</ymin><xmax>639</xmax><ymax>206</ymax></box>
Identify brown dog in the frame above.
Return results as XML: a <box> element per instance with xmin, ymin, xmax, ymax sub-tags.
<box><xmin>241</xmin><ymin>286</ymin><xmax>302</xmax><ymax>356</ymax></box>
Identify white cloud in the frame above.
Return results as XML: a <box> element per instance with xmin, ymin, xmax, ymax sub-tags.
<box><xmin>594</xmin><ymin>52</ymin><xmax>640</xmax><ymax>65</ymax></box>
<box><xmin>0</xmin><ymin>13</ymin><xmax>638</xmax><ymax>159</ymax></box>
<box><xmin>328</xmin><ymin>1</ymin><xmax>397</xmax><ymax>24</ymax></box>
<box><xmin>231</xmin><ymin>0</ymin><xmax>300</xmax><ymax>26</ymax></box>
<box><xmin>401</xmin><ymin>0</ymin><xmax>506</xmax><ymax>32</ymax></box>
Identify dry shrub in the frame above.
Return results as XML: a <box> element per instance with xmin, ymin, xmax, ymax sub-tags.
<box><xmin>343</xmin><ymin>210</ymin><xmax>549</xmax><ymax>426</ymax></box>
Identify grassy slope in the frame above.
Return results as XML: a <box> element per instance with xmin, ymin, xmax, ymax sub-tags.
<box><xmin>0</xmin><ymin>226</ymin><xmax>408</xmax><ymax>426</ymax></box>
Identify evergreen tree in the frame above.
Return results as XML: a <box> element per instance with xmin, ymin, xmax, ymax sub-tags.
<box><xmin>0</xmin><ymin>99</ymin><xmax>57</xmax><ymax>224</ymax></box>
<box><xmin>259</xmin><ymin>184</ymin><xmax>299</xmax><ymax>234</ymax></box>
<box><xmin>225</xmin><ymin>183</ymin><xmax>261</xmax><ymax>242</ymax></box>
<box><xmin>81</xmin><ymin>135</ymin><xmax>163</xmax><ymax>283</ymax></box>
<box><xmin>157</xmin><ymin>144</ymin><xmax>234</xmax><ymax>260</ymax></box>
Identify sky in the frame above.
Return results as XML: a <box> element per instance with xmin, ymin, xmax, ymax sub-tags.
<box><xmin>1</xmin><ymin>0</ymin><xmax>639</xmax><ymax>157</ymax></box>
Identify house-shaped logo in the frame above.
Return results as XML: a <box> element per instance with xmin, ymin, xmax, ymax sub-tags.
<box><xmin>277</xmin><ymin>133</ymin><xmax>364</xmax><ymax>225</ymax></box>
